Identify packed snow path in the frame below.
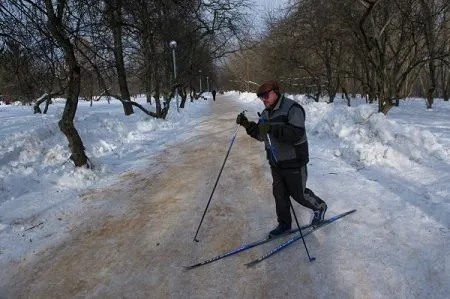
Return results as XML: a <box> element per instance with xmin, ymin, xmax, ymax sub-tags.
<box><xmin>2</xmin><ymin>94</ymin><xmax>449</xmax><ymax>298</ymax></box>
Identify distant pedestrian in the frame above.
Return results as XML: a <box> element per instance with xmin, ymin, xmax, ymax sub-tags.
<box><xmin>212</xmin><ymin>89</ymin><xmax>217</xmax><ymax>101</ymax></box>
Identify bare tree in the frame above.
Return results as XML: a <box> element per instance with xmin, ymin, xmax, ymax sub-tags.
<box><xmin>221</xmin><ymin>0</ymin><xmax>450</xmax><ymax>113</ymax></box>
<box><xmin>413</xmin><ymin>0</ymin><xmax>450</xmax><ymax>109</ymax></box>
<box><xmin>43</xmin><ymin>0</ymin><xmax>90</xmax><ymax>167</ymax></box>
<box><xmin>332</xmin><ymin>0</ymin><xmax>429</xmax><ymax>113</ymax></box>
<box><xmin>104</xmin><ymin>0</ymin><xmax>134</xmax><ymax>115</ymax></box>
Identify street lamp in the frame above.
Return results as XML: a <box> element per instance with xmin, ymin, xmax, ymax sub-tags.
<box><xmin>169</xmin><ymin>40</ymin><xmax>179</xmax><ymax>112</ymax></box>
<box><xmin>199</xmin><ymin>69</ymin><xmax>202</xmax><ymax>93</ymax></box>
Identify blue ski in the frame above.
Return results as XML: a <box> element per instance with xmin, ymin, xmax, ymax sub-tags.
<box><xmin>184</xmin><ymin>224</ymin><xmax>311</xmax><ymax>270</ymax></box>
<box><xmin>246</xmin><ymin>209</ymin><xmax>356</xmax><ymax>267</ymax></box>
<box><xmin>184</xmin><ymin>210</ymin><xmax>355</xmax><ymax>270</ymax></box>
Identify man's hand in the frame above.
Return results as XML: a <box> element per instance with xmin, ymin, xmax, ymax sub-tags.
<box><xmin>258</xmin><ymin>123</ymin><xmax>271</xmax><ymax>134</ymax></box>
<box><xmin>236</xmin><ymin>112</ymin><xmax>250</xmax><ymax>128</ymax></box>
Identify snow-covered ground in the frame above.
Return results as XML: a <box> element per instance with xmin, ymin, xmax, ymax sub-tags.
<box><xmin>0</xmin><ymin>96</ymin><xmax>207</xmax><ymax>249</ymax></box>
<box><xmin>0</xmin><ymin>93</ymin><xmax>449</xmax><ymax>298</ymax></box>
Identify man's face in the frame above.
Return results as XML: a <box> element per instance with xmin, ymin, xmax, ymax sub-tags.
<box><xmin>260</xmin><ymin>90</ymin><xmax>278</xmax><ymax>108</ymax></box>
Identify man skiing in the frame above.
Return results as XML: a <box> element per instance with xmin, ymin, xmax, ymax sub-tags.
<box><xmin>236</xmin><ymin>80</ymin><xmax>327</xmax><ymax>237</ymax></box>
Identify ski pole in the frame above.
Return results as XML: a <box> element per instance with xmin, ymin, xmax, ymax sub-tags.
<box><xmin>289</xmin><ymin>199</ymin><xmax>316</xmax><ymax>262</ymax></box>
<box><xmin>258</xmin><ymin>112</ymin><xmax>278</xmax><ymax>163</ymax></box>
<box><xmin>266</xmin><ymin>134</ymin><xmax>278</xmax><ymax>163</ymax></box>
<box><xmin>193</xmin><ymin>123</ymin><xmax>241</xmax><ymax>242</ymax></box>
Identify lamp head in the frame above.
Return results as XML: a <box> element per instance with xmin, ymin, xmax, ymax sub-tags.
<box><xmin>169</xmin><ymin>40</ymin><xmax>177</xmax><ymax>49</ymax></box>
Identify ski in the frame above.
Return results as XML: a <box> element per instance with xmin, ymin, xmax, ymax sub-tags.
<box><xmin>184</xmin><ymin>224</ymin><xmax>313</xmax><ymax>270</ymax></box>
<box><xmin>184</xmin><ymin>210</ymin><xmax>355</xmax><ymax>270</ymax></box>
<box><xmin>246</xmin><ymin>209</ymin><xmax>356</xmax><ymax>267</ymax></box>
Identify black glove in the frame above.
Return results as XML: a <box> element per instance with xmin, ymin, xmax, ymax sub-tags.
<box><xmin>236</xmin><ymin>112</ymin><xmax>250</xmax><ymax>128</ymax></box>
<box><xmin>258</xmin><ymin>123</ymin><xmax>271</xmax><ymax>134</ymax></box>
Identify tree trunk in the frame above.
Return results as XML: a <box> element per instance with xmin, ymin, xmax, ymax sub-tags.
<box><xmin>341</xmin><ymin>86</ymin><xmax>351</xmax><ymax>107</ymax></box>
<box><xmin>33</xmin><ymin>93</ymin><xmax>49</xmax><ymax>114</ymax></box>
<box><xmin>107</xmin><ymin>0</ymin><xmax>134</xmax><ymax>116</ymax></box>
<box><xmin>379</xmin><ymin>98</ymin><xmax>394</xmax><ymax>115</ymax></box>
<box><xmin>179</xmin><ymin>86</ymin><xmax>187</xmax><ymax>108</ymax></box>
<box><xmin>440</xmin><ymin>64</ymin><xmax>449</xmax><ymax>101</ymax></box>
<box><xmin>34</xmin><ymin>91</ymin><xmax>64</xmax><ymax>114</ymax></box>
<box><xmin>58</xmin><ymin>116</ymin><xmax>88</xmax><ymax>167</ymax></box>
<box><xmin>154</xmin><ymin>81</ymin><xmax>162</xmax><ymax>116</ymax></box>
<box><xmin>146</xmin><ymin>92</ymin><xmax>152</xmax><ymax>105</ymax></box>
<box><xmin>44</xmin><ymin>0</ymin><xmax>89</xmax><ymax>167</ymax></box>
<box><xmin>148</xmin><ymin>26</ymin><xmax>164</xmax><ymax>117</ymax></box>
<box><xmin>190</xmin><ymin>86</ymin><xmax>195</xmax><ymax>102</ymax></box>
<box><xmin>58</xmin><ymin>66</ymin><xmax>88</xmax><ymax>167</ymax></box>
<box><xmin>142</xmin><ymin>30</ymin><xmax>153</xmax><ymax>105</ymax></box>
<box><xmin>43</xmin><ymin>96</ymin><xmax>52</xmax><ymax>113</ymax></box>
<box><xmin>443</xmin><ymin>82</ymin><xmax>449</xmax><ymax>101</ymax></box>
<box><xmin>425</xmin><ymin>62</ymin><xmax>436</xmax><ymax>109</ymax></box>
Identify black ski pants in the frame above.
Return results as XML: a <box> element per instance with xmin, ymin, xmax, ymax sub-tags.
<box><xmin>271</xmin><ymin>165</ymin><xmax>326</xmax><ymax>227</ymax></box>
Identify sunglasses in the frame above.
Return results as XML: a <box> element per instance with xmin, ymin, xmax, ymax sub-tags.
<box><xmin>259</xmin><ymin>90</ymin><xmax>272</xmax><ymax>100</ymax></box>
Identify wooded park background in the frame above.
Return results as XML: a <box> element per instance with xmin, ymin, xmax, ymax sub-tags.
<box><xmin>1</xmin><ymin>0</ymin><xmax>449</xmax><ymax>167</ymax></box>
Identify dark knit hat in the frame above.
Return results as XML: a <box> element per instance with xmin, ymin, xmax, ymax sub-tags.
<box><xmin>256</xmin><ymin>80</ymin><xmax>280</xmax><ymax>97</ymax></box>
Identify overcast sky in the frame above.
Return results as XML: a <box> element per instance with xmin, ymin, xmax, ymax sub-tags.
<box><xmin>250</xmin><ymin>0</ymin><xmax>291</xmax><ymax>31</ymax></box>
<box><xmin>254</xmin><ymin>0</ymin><xmax>290</xmax><ymax>10</ymax></box>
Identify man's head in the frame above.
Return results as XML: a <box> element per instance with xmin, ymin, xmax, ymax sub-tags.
<box><xmin>257</xmin><ymin>80</ymin><xmax>280</xmax><ymax>109</ymax></box>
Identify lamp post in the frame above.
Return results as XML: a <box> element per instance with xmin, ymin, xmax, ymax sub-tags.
<box><xmin>169</xmin><ymin>40</ymin><xmax>179</xmax><ymax>112</ymax></box>
<box><xmin>206</xmin><ymin>76</ymin><xmax>209</xmax><ymax>92</ymax></box>
<box><xmin>199</xmin><ymin>69</ymin><xmax>202</xmax><ymax>93</ymax></box>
